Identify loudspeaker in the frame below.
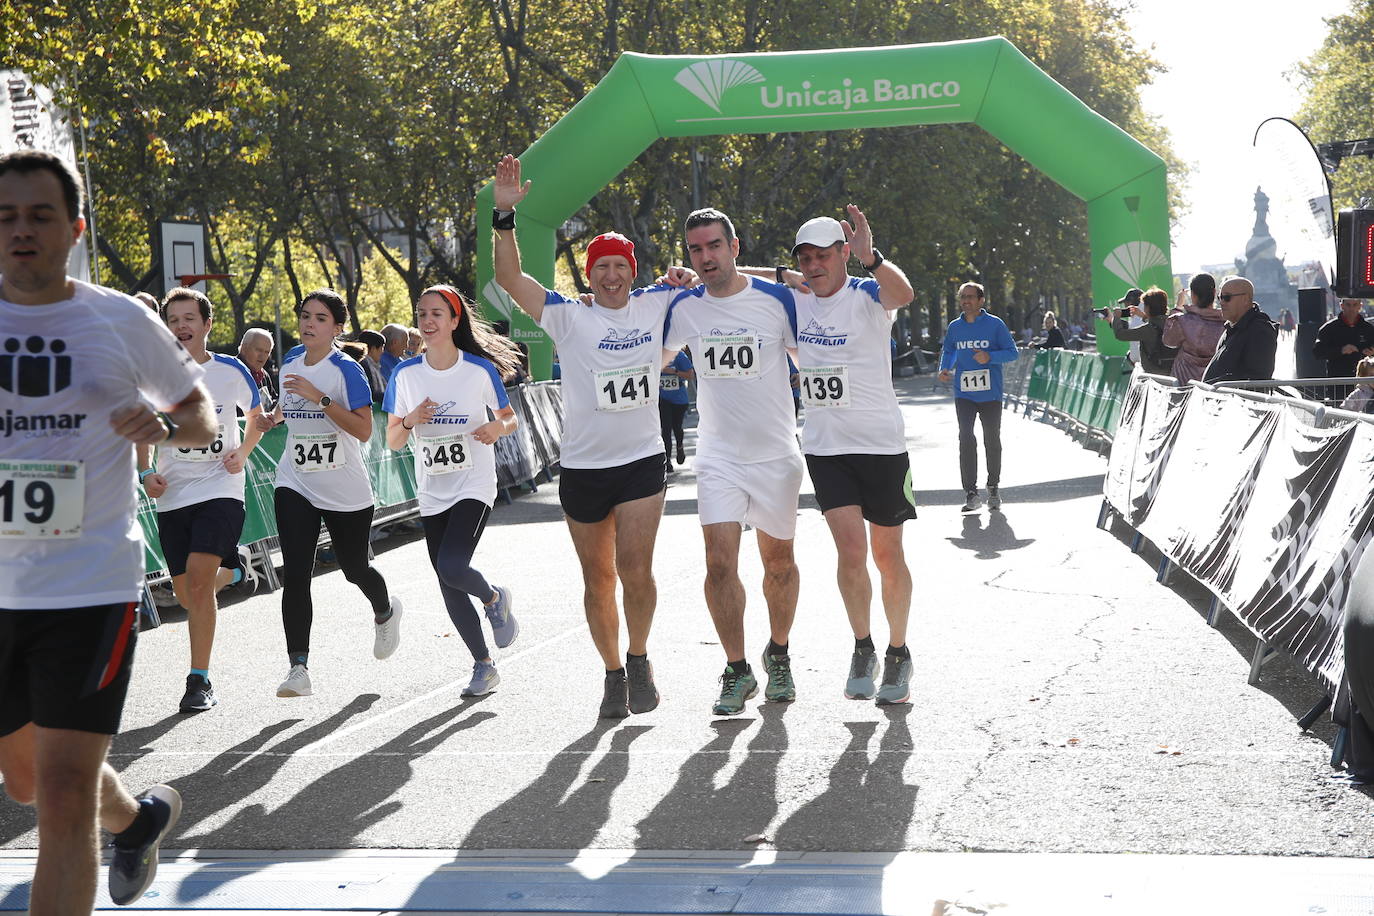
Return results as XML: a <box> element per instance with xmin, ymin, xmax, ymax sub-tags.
<box><xmin>1298</xmin><ymin>287</ymin><xmax>1326</xmax><ymax>326</ymax></box>
<box><xmin>1295</xmin><ymin>323</ymin><xmax>1323</xmax><ymax>379</ymax></box>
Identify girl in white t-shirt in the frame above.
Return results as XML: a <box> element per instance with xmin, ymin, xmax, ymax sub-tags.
<box><xmin>260</xmin><ymin>289</ymin><xmax>401</xmax><ymax>698</ymax></box>
<box><xmin>384</xmin><ymin>285</ymin><xmax>523</xmax><ymax>698</ymax></box>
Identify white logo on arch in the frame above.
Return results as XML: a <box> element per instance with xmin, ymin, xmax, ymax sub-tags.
<box><xmin>481</xmin><ymin>279</ymin><xmax>515</xmax><ymax>322</ymax></box>
<box><xmin>1103</xmin><ymin>241</ymin><xmax>1167</xmax><ymax>286</ymax></box>
<box><xmin>675</xmin><ymin>60</ymin><xmax>765</xmax><ymax>113</ymax></box>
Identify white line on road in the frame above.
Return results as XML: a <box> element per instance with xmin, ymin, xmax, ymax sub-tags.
<box><xmin>293</xmin><ymin>624</ymin><xmax>586</xmax><ymax>756</ymax></box>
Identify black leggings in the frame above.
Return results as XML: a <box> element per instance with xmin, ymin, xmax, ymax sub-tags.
<box><xmin>660</xmin><ymin>401</ymin><xmax>688</xmax><ymax>456</ymax></box>
<box><xmin>274</xmin><ymin>486</ymin><xmax>391</xmax><ymax>658</ymax></box>
<box><xmin>955</xmin><ymin>397</ymin><xmax>1003</xmax><ymax>491</ymax></box>
<box><xmin>421</xmin><ymin>499</ymin><xmax>495</xmax><ymax>662</ymax></box>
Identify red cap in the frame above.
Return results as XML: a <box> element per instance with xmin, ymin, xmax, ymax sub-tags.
<box><xmin>585</xmin><ymin>232</ymin><xmax>637</xmax><ymax>279</ymax></box>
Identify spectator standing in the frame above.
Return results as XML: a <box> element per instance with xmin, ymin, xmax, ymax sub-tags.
<box><xmin>1202</xmin><ymin>276</ymin><xmax>1278</xmax><ymax>384</ymax></box>
<box><xmin>379</xmin><ymin>323</ymin><xmax>408</xmax><ymax>383</ymax></box>
<box><xmin>239</xmin><ymin>327</ymin><xmax>278</xmax><ymax>410</ymax></box>
<box><xmin>1109</xmin><ymin>287</ymin><xmax>1175</xmax><ymax>376</ymax></box>
<box><xmin>1313</xmin><ymin>298</ymin><xmax>1374</xmax><ymax>381</ymax></box>
<box><xmin>1034</xmin><ymin>311</ymin><xmax>1065</xmax><ymax>349</ymax></box>
<box><xmin>1339</xmin><ymin>358</ymin><xmax>1374</xmax><ymax>412</ymax></box>
<box><xmin>354</xmin><ymin>330</ymin><xmax>387</xmax><ymax>403</ymax></box>
<box><xmin>1163</xmin><ymin>273</ymin><xmax>1226</xmax><ymax>384</ymax></box>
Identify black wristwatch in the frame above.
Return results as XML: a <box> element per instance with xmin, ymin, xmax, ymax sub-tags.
<box><xmin>318</xmin><ymin>395</ymin><xmax>332</xmax><ymax>409</ymax></box>
<box><xmin>862</xmin><ymin>249</ymin><xmax>884</xmax><ymax>273</ymax></box>
<box><xmin>493</xmin><ymin>208</ymin><xmax>516</xmax><ymax>231</ymax></box>
<box><xmin>775</xmin><ymin>265</ymin><xmax>786</xmax><ymax>284</ymax></box>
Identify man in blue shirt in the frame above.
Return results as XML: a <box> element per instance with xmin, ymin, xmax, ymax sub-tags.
<box><xmin>379</xmin><ymin>323</ymin><xmax>408</xmax><ymax>383</ymax></box>
<box><xmin>938</xmin><ymin>282</ymin><xmax>1018</xmax><ymax>512</ymax></box>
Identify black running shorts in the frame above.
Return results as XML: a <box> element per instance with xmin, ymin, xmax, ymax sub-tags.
<box><xmin>805</xmin><ymin>452</ymin><xmax>917</xmax><ymax>526</ymax></box>
<box><xmin>156</xmin><ymin>498</ymin><xmax>246</xmax><ymax>577</ymax></box>
<box><xmin>0</xmin><ymin>603</ymin><xmax>140</xmax><ymax>737</ymax></box>
<box><xmin>559</xmin><ymin>453</ymin><xmax>667</xmax><ymax>524</ymax></box>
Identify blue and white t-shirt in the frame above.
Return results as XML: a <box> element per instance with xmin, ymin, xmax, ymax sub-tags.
<box><xmin>663</xmin><ymin>277</ymin><xmax>799</xmax><ymax>464</ymax></box>
<box><xmin>535</xmin><ymin>286</ymin><xmax>675</xmax><ymax>469</ymax></box>
<box><xmin>939</xmin><ymin>310</ymin><xmax>1018</xmax><ymax>403</ymax></box>
<box><xmin>383</xmin><ymin>352</ymin><xmax>509</xmax><ymax>514</ymax></box>
<box><xmin>154</xmin><ymin>353</ymin><xmax>261</xmax><ymax>511</ymax></box>
<box><xmin>0</xmin><ymin>280</ymin><xmax>203</xmax><ymax>608</ymax></box>
<box><xmin>274</xmin><ymin>345</ymin><xmax>374</xmax><ymax>511</ymax></box>
<box><xmin>793</xmin><ymin>277</ymin><xmax>905</xmax><ymax>456</ymax></box>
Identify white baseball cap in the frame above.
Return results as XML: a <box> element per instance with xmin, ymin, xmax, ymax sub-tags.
<box><xmin>792</xmin><ymin>217</ymin><xmax>846</xmax><ymax>255</ymax></box>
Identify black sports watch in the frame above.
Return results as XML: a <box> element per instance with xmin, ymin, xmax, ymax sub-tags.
<box><xmin>318</xmin><ymin>395</ymin><xmax>332</xmax><ymax>409</ymax></box>
<box><xmin>862</xmin><ymin>249</ymin><xmax>884</xmax><ymax>273</ymax></box>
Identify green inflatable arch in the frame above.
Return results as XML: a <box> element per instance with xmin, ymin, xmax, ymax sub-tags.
<box><xmin>477</xmin><ymin>36</ymin><xmax>1170</xmax><ymax>378</ymax></box>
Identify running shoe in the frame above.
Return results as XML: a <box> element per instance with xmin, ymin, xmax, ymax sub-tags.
<box><xmin>988</xmin><ymin>487</ymin><xmax>1002</xmax><ymax>511</ymax></box>
<box><xmin>712</xmin><ymin>665</ymin><xmax>758</xmax><ymax>716</ymax></box>
<box><xmin>600</xmin><ymin>668</ymin><xmax>630</xmax><ymax>719</ymax></box>
<box><xmin>235</xmin><ymin>545</ymin><xmax>260</xmax><ymax>593</ymax></box>
<box><xmin>373</xmin><ymin>595</ymin><xmax>403</xmax><ymax>660</ymax></box>
<box><xmin>626</xmin><ymin>655</ymin><xmax>659</xmax><ymax>714</ymax></box>
<box><xmin>759</xmin><ymin>650</ymin><xmax>796</xmax><ymax>702</ymax></box>
<box><xmin>676</xmin><ymin>443</ymin><xmax>686</xmax><ymax>465</ymax></box>
<box><xmin>108</xmin><ymin>784</ymin><xmax>182</xmax><ymax>905</ymax></box>
<box><xmin>844</xmin><ymin>646</ymin><xmax>878</xmax><ymax>700</ymax></box>
<box><xmin>461</xmin><ymin>660</ymin><xmax>500</xmax><ymax>697</ymax></box>
<box><xmin>276</xmin><ymin>664</ymin><xmax>313</xmax><ymax>697</ymax></box>
<box><xmin>151</xmin><ymin>583</ymin><xmax>180</xmax><ymax>608</ymax></box>
<box><xmin>485</xmin><ymin>586</ymin><xmax>519</xmax><ymax>648</ymax></box>
<box><xmin>875</xmin><ymin>653</ymin><xmax>914</xmax><ymax>706</ymax></box>
<box><xmin>960</xmin><ymin>490</ymin><xmax>981</xmax><ymax>513</ymax></box>
<box><xmin>178</xmin><ymin>674</ymin><xmax>217</xmax><ymax>713</ymax></box>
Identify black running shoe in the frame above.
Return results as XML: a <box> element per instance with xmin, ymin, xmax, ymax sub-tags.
<box><xmin>599</xmin><ymin>668</ymin><xmax>630</xmax><ymax>719</ymax></box>
<box><xmin>109</xmin><ymin>785</ymin><xmax>182</xmax><ymax>905</ymax></box>
<box><xmin>178</xmin><ymin>674</ymin><xmax>216</xmax><ymax>713</ymax></box>
<box><xmin>676</xmin><ymin>443</ymin><xmax>686</xmax><ymax>465</ymax></box>
<box><xmin>626</xmin><ymin>655</ymin><xmax>660</xmax><ymax>714</ymax></box>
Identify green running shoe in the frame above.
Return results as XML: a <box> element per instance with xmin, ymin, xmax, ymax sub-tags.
<box><xmin>712</xmin><ymin>664</ymin><xmax>758</xmax><ymax>716</ymax></box>
<box><xmin>759</xmin><ymin>650</ymin><xmax>796</xmax><ymax>703</ymax></box>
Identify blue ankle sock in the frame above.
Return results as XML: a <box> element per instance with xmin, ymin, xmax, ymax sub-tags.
<box><xmin>189</xmin><ymin>667</ymin><xmax>209</xmax><ymax>679</ymax></box>
<box><xmin>230</xmin><ymin>567</ymin><xmax>244</xmax><ymax>585</ymax></box>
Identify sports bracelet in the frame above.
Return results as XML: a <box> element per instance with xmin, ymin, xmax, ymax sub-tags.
<box><xmin>139</xmin><ymin>468</ymin><xmax>156</xmax><ymax>483</ymax></box>
<box><xmin>401</xmin><ymin>418</ymin><xmax>414</xmax><ymax>430</ymax></box>
<box><xmin>493</xmin><ymin>208</ymin><xmax>516</xmax><ymax>230</ymax></box>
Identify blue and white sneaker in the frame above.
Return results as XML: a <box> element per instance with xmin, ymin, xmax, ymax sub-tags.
<box><xmin>485</xmin><ymin>586</ymin><xmax>519</xmax><ymax>649</ymax></box>
<box><xmin>875</xmin><ymin>653</ymin><xmax>913</xmax><ymax>706</ymax></box>
<box><xmin>108</xmin><ymin>784</ymin><xmax>182</xmax><ymax>905</ymax></box>
<box><xmin>845</xmin><ymin>647</ymin><xmax>878</xmax><ymax>699</ymax></box>
<box><xmin>461</xmin><ymin>660</ymin><xmax>500</xmax><ymax>697</ymax></box>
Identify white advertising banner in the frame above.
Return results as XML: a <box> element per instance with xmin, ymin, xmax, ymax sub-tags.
<box><xmin>0</xmin><ymin>71</ymin><xmax>90</xmax><ymax>282</ymax></box>
<box><xmin>1106</xmin><ymin>376</ymin><xmax>1374</xmax><ymax>691</ymax></box>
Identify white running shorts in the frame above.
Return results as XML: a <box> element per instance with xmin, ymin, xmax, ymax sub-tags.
<box><xmin>694</xmin><ymin>452</ymin><xmax>804</xmax><ymax>540</ymax></box>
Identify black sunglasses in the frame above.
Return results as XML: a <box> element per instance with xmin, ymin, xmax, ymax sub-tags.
<box><xmin>1217</xmin><ymin>292</ymin><xmax>1247</xmax><ymax>303</ymax></box>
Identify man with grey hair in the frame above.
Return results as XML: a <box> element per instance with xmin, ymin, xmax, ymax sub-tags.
<box><xmin>238</xmin><ymin>327</ymin><xmax>277</xmax><ymax>411</ymax></box>
<box><xmin>1202</xmin><ymin>276</ymin><xmax>1278</xmax><ymax>384</ymax></box>
<box><xmin>379</xmin><ymin>323</ymin><xmax>409</xmax><ymax>383</ymax></box>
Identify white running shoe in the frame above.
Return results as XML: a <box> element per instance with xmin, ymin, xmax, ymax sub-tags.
<box><xmin>276</xmin><ymin>664</ymin><xmax>313</xmax><ymax>697</ymax></box>
<box><xmin>235</xmin><ymin>545</ymin><xmax>261</xmax><ymax>593</ymax></box>
<box><xmin>374</xmin><ymin>595</ymin><xmax>403</xmax><ymax>659</ymax></box>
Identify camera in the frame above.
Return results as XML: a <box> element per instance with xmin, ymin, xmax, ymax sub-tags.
<box><xmin>1092</xmin><ymin>307</ymin><xmax>1130</xmax><ymax>320</ymax></box>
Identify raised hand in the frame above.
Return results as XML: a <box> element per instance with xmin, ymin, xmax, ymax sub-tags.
<box><xmin>494</xmin><ymin>155</ymin><xmax>532</xmax><ymax>211</ymax></box>
<box><xmin>842</xmin><ymin>203</ymin><xmax>875</xmax><ymax>263</ymax></box>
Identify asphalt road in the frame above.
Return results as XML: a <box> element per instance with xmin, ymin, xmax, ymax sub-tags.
<box><xmin>2</xmin><ymin>376</ymin><xmax>1369</xmax><ymax>859</ymax></box>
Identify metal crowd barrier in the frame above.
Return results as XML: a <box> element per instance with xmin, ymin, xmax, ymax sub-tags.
<box><xmin>138</xmin><ymin>383</ymin><xmax>565</xmax><ymax>625</ymax></box>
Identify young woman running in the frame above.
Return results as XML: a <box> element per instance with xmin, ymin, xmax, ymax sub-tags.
<box><xmin>263</xmin><ymin>289</ymin><xmax>401</xmax><ymax>697</ymax></box>
<box><xmin>384</xmin><ymin>285</ymin><xmax>522</xmax><ymax>696</ymax></box>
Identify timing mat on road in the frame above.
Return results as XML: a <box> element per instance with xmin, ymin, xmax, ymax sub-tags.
<box><xmin>2</xmin><ymin>850</ymin><xmax>1374</xmax><ymax>914</ymax></box>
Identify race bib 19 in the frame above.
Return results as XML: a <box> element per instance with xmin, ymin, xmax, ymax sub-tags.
<box><xmin>699</xmin><ymin>334</ymin><xmax>760</xmax><ymax>379</ymax></box>
<box><xmin>800</xmin><ymin>365</ymin><xmax>850</xmax><ymax>408</ymax></box>
<box><xmin>595</xmin><ymin>364</ymin><xmax>654</xmax><ymax>411</ymax></box>
<box><xmin>418</xmin><ymin>432</ymin><xmax>472</xmax><ymax>476</ymax></box>
<box><xmin>290</xmin><ymin>432</ymin><xmax>344</xmax><ymax>473</ymax></box>
<box><xmin>175</xmin><ymin>422</ymin><xmax>227</xmax><ymax>463</ymax></box>
<box><xmin>960</xmin><ymin>369</ymin><xmax>992</xmax><ymax>393</ymax></box>
<box><xmin>0</xmin><ymin>459</ymin><xmax>83</xmax><ymax>539</ymax></box>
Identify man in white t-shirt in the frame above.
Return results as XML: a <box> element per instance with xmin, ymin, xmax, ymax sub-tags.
<box><xmin>0</xmin><ymin>150</ymin><xmax>216</xmax><ymax>911</ymax></box>
<box><xmin>662</xmin><ymin>207</ymin><xmax>803</xmax><ymax>716</ymax></box>
<box><xmin>492</xmin><ymin>154</ymin><xmax>673</xmax><ymax>718</ymax></box>
<box><xmin>776</xmin><ymin>209</ymin><xmax>917</xmax><ymax>705</ymax></box>
<box><xmin>138</xmin><ymin>286</ymin><xmax>264</xmax><ymax>714</ymax></box>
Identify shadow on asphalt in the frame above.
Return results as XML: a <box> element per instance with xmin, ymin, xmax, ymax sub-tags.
<box><xmin>945</xmin><ymin>513</ymin><xmax>1036</xmax><ymax>560</ymax></box>
<box><xmin>1099</xmin><ymin>517</ymin><xmax>1336</xmax><ymax>747</ymax></box>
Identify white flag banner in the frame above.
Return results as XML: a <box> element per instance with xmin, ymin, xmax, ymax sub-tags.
<box><xmin>0</xmin><ymin>71</ymin><xmax>89</xmax><ymax>282</ymax></box>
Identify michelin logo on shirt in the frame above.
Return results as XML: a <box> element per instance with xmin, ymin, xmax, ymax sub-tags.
<box><xmin>798</xmin><ymin>319</ymin><xmax>847</xmax><ymax>347</ymax></box>
<box><xmin>598</xmin><ymin>328</ymin><xmax>654</xmax><ymax>352</ymax></box>
<box><xmin>281</xmin><ymin>392</ymin><xmax>324</xmax><ymax>420</ymax></box>
<box><xmin>427</xmin><ymin>402</ymin><xmax>470</xmax><ymax>427</ymax></box>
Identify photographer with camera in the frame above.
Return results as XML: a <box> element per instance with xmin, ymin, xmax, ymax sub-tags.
<box><xmin>1101</xmin><ymin>286</ymin><xmax>1175</xmax><ymax>376</ymax></box>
